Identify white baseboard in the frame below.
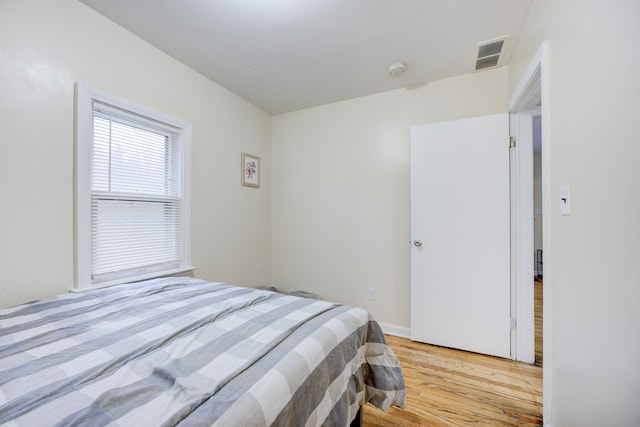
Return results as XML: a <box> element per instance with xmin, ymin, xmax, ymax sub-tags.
<box><xmin>379</xmin><ymin>322</ymin><xmax>411</xmax><ymax>339</ymax></box>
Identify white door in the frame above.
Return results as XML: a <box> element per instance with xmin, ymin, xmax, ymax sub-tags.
<box><xmin>410</xmin><ymin>113</ymin><xmax>511</xmax><ymax>358</ymax></box>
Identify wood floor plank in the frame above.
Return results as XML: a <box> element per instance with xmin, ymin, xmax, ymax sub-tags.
<box><xmin>363</xmin><ymin>335</ymin><xmax>543</xmax><ymax>426</ymax></box>
<box><xmin>535</xmin><ymin>280</ymin><xmax>543</xmax><ymax>366</ymax></box>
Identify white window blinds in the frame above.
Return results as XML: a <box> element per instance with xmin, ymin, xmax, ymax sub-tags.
<box><xmin>75</xmin><ymin>84</ymin><xmax>192</xmax><ymax>289</ymax></box>
<box><xmin>91</xmin><ymin>102</ymin><xmax>182</xmax><ymax>282</ymax></box>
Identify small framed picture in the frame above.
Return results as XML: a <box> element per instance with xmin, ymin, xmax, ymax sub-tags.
<box><xmin>241</xmin><ymin>152</ymin><xmax>260</xmax><ymax>188</ymax></box>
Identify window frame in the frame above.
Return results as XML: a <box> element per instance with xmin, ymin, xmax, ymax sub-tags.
<box><xmin>75</xmin><ymin>83</ymin><xmax>193</xmax><ymax>290</ymax></box>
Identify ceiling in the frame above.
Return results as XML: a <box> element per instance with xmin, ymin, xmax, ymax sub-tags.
<box><xmin>79</xmin><ymin>0</ymin><xmax>534</xmax><ymax>115</ymax></box>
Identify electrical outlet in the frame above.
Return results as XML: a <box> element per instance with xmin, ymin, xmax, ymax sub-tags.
<box><xmin>368</xmin><ymin>288</ymin><xmax>377</xmax><ymax>301</ymax></box>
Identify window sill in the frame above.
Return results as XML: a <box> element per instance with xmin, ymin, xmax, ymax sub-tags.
<box><xmin>70</xmin><ymin>266</ymin><xmax>196</xmax><ymax>293</ymax></box>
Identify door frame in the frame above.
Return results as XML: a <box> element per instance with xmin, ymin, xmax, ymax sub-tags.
<box><xmin>508</xmin><ymin>41</ymin><xmax>551</xmax><ymax>424</ymax></box>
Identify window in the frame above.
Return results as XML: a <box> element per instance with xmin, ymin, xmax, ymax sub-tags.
<box><xmin>75</xmin><ymin>83</ymin><xmax>192</xmax><ymax>289</ymax></box>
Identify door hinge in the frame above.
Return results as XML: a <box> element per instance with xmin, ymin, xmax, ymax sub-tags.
<box><xmin>509</xmin><ymin>136</ymin><xmax>516</xmax><ymax>148</ymax></box>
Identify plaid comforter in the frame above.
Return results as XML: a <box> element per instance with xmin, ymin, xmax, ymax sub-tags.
<box><xmin>0</xmin><ymin>277</ymin><xmax>405</xmax><ymax>426</ymax></box>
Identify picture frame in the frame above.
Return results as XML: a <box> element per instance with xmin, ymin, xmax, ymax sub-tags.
<box><xmin>241</xmin><ymin>152</ymin><xmax>260</xmax><ymax>188</ymax></box>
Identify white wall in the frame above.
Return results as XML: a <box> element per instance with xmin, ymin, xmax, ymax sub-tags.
<box><xmin>272</xmin><ymin>67</ymin><xmax>509</xmax><ymax>329</ymax></box>
<box><xmin>509</xmin><ymin>0</ymin><xmax>640</xmax><ymax>425</ymax></box>
<box><xmin>0</xmin><ymin>0</ymin><xmax>272</xmax><ymax>308</ymax></box>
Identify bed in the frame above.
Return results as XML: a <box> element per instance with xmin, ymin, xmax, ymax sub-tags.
<box><xmin>0</xmin><ymin>277</ymin><xmax>405</xmax><ymax>426</ymax></box>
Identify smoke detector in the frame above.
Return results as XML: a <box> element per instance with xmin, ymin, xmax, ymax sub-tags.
<box><xmin>387</xmin><ymin>62</ymin><xmax>407</xmax><ymax>77</ymax></box>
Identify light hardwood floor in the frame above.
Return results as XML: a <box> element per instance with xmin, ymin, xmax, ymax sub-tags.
<box><xmin>363</xmin><ymin>282</ymin><xmax>544</xmax><ymax>426</ymax></box>
<box><xmin>362</xmin><ymin>336</ymin><xmax>542</xmax><ymax>426</ymax></box>
<box><xmin>535</xmin><ymin>279</ymin><xmax>543</xmax><ymax>366</ymax></box>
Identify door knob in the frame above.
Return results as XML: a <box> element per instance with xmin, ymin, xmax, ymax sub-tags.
<box><xmin>413</xmin><ymin>239</ymin><xmax>422</xmax><ymax>247</ymax></box>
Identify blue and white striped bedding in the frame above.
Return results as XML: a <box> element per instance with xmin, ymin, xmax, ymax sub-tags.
<box><xmin>0</xmin><ymin>277</ymin><xmax>405</xmax><ymax>426</ymax></box>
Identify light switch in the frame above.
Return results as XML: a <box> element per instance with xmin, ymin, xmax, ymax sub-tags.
<box><xmin>560</xmin><ymin>186</ymin><xmax>570</xmax><ymax>216</ymax></box>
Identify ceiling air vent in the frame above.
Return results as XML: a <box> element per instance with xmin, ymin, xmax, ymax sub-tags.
<box><xmin>474</xmin><ymin>36</ymin><xmax>509</xmax><ymax>71</ymax></box>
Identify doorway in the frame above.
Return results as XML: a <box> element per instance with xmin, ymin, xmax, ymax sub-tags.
<box><xmin>533</xmin><ymin>115</ymin><xmax>543</xmax><ymax>366</ymax></box>
<box><xmin>508</xmin><ymin>41</ymin><xmax>549</xmax><ymax>423</ymax></box>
